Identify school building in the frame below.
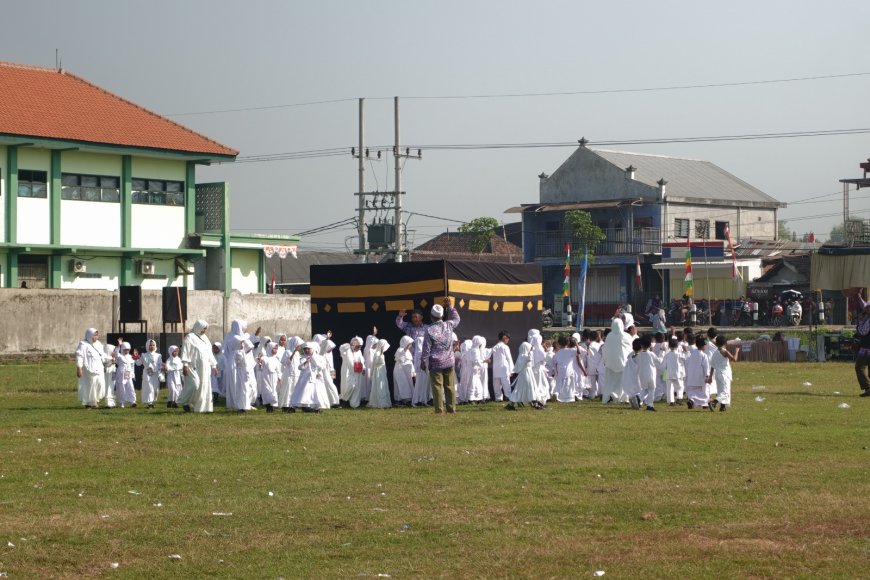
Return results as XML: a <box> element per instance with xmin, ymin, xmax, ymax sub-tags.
<box><xmin>0</xmin><ymin>61</ymin><xmax>296</xmax><ymax>294</ymax></box>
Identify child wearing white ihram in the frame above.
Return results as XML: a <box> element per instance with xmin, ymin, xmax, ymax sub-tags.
<box><xmin>318</xmin><ymin>335</ymin><xmax>341</xmax><ymax>408</ymax></box>
<box><xmin>367</xmin><ymin>339</ymin><xmax>392</xmax><ymax>408</ymax></box>
<box><xmin>257</xmin><ymin>342</ymin><xmax>281</xmax><ymax>412</ymax></box>
<box><xmin>570</xmin><ymin>333</ymin><xmax>588</xmax><ymax>401</ymax></box>
<box><xmin>623</xmin><ymin>338</ymin><xmax>642</xmax><ymax>408</ymax></box>
<box><xmin>164</xmin><ymin>345</ymin><xmax>183</xmax><ymax>408</ymax></box>
<box><xmin>393</xmin><ymin>336</ymin><xmax>415</xmax><ymax>406</ymax></box>
<box><xmin>137</xmin><ymin>339</ymin><xmax>163</xmax><ymax>409</ymax></box>
<box><xmin>102</xmin><ymin>343</ymin><xmax>117</xmax><ymax>408</ymax></box>
<box><xmin>115</xmin><ymin>342</ymin><xmax>137</xmax><ymax>408</ymax></box>
<box><xmin>339</xmin><ymin>336</ymin><xmax>366</xmax><ymax>408</ymax></box>
<box><xmin>663</xmin><ymin>337</ymin><xmax>687</xmax><ymax>406</ymax></box>
<box><xmin>291</xmin><ymin>342</ymin><xmax>330</xmax><ymax>412</ymax></box>
<box><xmin>504</xmin><ymin>342</ymin><xmax>541</xmax><ymax>410</ymax></box>
<box><xmin>468</xmin><ymin>336</ymin><xmax>489</xmax><ymax>403</ymax></box>
<box><xmin>279</xmin><ymin>336</ymin><xmax>303</xmax><ymax>412</ymax></box>
<box><xmin>491</xmin><ymin>331</ymin><xmax>514</xmax><ymax>402</ymax></box>
<box><xmin>684</xmin><ymin>336</ymin><xmax>711</xmax><ymax>409</ymax></box>
<box><xmin>552</xmin><ymin>335</ymin><xmax>579</xmax><ymax>403</ymax></box>
<box><xmin>709</xmin><ymin>335</ymin><xmax>737</xmax><ymax>411</ymax></box>
<box><xmin>636</xmin><ymin>336</ymin><xmax>659</xmax><ymax>411</ymax></box>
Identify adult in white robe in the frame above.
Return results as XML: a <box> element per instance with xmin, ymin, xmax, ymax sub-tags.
<box><xmin>178</xmin><ymin>320</ymin><xmax>218</xmax><ymax>413</ymax></box>
<box><xmin>602</xmin><ymin>314</ymin><xmax>634</xmax><ymax>404</ymax></box>
<box><xmin>222</xmin><ymin>319</ymin><xmax>249</xmax><ymax>411</ymax></box>
<box><xmin>76</xmin><ymin>328</ymin><xmax>107</xmax><ymax>408</ymax></box>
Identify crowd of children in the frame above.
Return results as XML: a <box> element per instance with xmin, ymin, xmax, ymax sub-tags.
<box><xmin>75</xmin><ymin>312</ymin><xmax>737</xmax><ymax>414</ymax></box>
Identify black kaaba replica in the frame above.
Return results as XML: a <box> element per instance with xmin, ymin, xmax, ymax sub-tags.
<box><xmin>311</xmin><ymin>260</ymin><xmax>543</xmax><ymax>391</ymax></box>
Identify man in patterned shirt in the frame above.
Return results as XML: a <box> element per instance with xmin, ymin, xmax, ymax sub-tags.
<box><xmin>421</xmin><ymin>297</ymin><xmax>460</xmax><ymax>414</ymax></box>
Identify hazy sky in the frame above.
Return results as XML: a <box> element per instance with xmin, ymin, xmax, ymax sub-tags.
<box><xmin>4</xmin><ymin>0</ymin><xmax>870</xmax><ymax>249</ymax></box>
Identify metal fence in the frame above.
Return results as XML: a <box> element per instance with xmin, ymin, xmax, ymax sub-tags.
<box><xmin>535</xmin><ymin>228</ymin><xmax>661</xmax><ymax>258</ymax></box>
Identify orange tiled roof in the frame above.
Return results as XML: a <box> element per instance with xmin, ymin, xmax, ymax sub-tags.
<box><xmin>0</xmin><ymin>62</ymin><xmax>237</xmax><ymax>157</ymax></box>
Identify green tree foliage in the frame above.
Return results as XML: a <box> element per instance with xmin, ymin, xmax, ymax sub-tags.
<box><xmin>778</xmin><ymin>220</ymin><xmax>792</xmax><ymax>241</ymax></box>
<box><xmin>564</xmin><ymin>210</ymin><xmax>606</xmax><ymax>254</ymax></box>
<box><xmin>459</xmin><ymin>217</ymin><xmax>500</xmax><ymax>257</ymax></box>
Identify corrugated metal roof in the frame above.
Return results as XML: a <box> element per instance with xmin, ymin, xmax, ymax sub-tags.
<box><xmin>591</xmin><ymin>149</ymin><xmax>783</xmax><ymax>206</ymax></box>
<box><xmin>504</xmin><ymin>199</ymin><xmax>632</xmax><ymax>213</ymax></box>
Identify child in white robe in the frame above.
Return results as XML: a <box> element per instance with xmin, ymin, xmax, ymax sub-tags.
<box><xmin>257</xmin><ymin>342</ymin><xmax>281</xmax><ymax>412</ymax></box>
<box><xmin>505</xmin><ymin>342</ymin><xmax>543</xmax><ymax>410</ymax></box>
<box><xmin>685</xmin><ymin>336</ymin><xmax>711</xmax><ymax>409</ymax></box>
<box><xmin>584</xmin><ymin>331</ymin><xmax>602</xmax><ymax>399</ymax></box>
<box><xmin>652</xmin><ymin>333</ymin><xmax>668</xmax><ymax>402</ymax></box>
<box><xmin>553</xmin><ymin>335</ymin><xmax>579</xmax><ymax>403</ymax></box>
<box><xmin>367</xmin><ymin>339</ymin><xmax>392</xmax><ymax>408</ymax></box>
<box><xmin>362</xmin><ymin>331</ymin><xmax>379</xmax><ymax>404</ymax></box>
<box><xmin>411</xmin><ymin>335</ymin><xmax>431</xmax><ymax>406</ymax></box>
<box><xmin>544</xmin><ymin>340</ymin><xmax>557</xmax><ymax>398</ymax></box>
<box><xmin>102</xmin><ymin>343</ymin><xmax>117</xmax><ymax>408</ymax></box>
<box><xmin>709</xmin><ymin>335</ymin><xmax>737</xmax><ymax>411</ymax></box>
<box><xmin>467</xmin><ymin>336</ymin><xmax>488</xmax><ymax>403</ymax></box>
<box><xmin>211</xmin><ymin>342</ymin><xmax>224</xmax><ymax>398</ymax></box>
<box><xmin>393</xmin><ymin>336</ymin><xmax>415</xmax><ymax>406</ymax></box>
<box><xmin>230</xmin><ymin>340</ymin><xmax>256</xmax><ymax>412</ymax></box>
<box><xmin>490</xmin><ymin>331</ymin><xmax>514</xmax><ymax>402</ymax></box>
<box><xmin>136</xmin><ymin>339</ymin><xmax>163</xmax><ymax>408</ymax></box>
<box><xmin>279</xmin><ymin>336</ymin><xmax>303</xmax><ymax>412</ymax></box>
<box><xmin>339</xmin><ymin>336</ymin><xmax>366</xmax><ymax>408</ymax></box>
<box><xmin>570</xmin><ymin>333</ymin><xmax>587</xmax><ymax>400</ymax></box>
<box><xmin>623</xmin><ymin>338</ymin><xmax>642</xmax><ymax>409</ymax></box>
<box><xmin>663</xmin><ymin>337</ymin><xmax>687</xmax><ymax>406</ymax></box>
<box><xmin>319</xmin><ymin>336</ymin><xmax>341</xmax><ymax>408</ymax></box>
<box><xmin>115</xmin><ymin>342</ymin><xmax>137</xmax><ymax>408</ymax></box>
<box><xmin>636</xmin><ymin>336</ymin><xmax>659</xmax><ymax>411</ymax></box>
<box><xmin>455</xmin><ymin>339</ymin><xmax>472</xmax><ymax>404</ymax></box>
<box><xmin>528</xmin><ymin>333</ymin><xmax>549</xmax><ymax>405</ymax></box>
<box><xmin>291</xmin><ymin>342</ymin><xmax>330</xmax><ymax>411</ymax></box>
<box><xmin>165</xmin><ymin>345</ymin><xmax>183</xmax><ymax>408</ymax></box>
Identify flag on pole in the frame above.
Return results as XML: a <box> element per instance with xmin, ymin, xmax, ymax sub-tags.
<box><xmin>723</xmin><ymin>224</ymin><xmax>742</xmax><ymax>280</ymax></box>
<box><xmin>635</xmin><ymin>255</ymin><xmax>642</xmax><ymax>289</ymax></box>
<box><xmin>577</xmin><ymin>245</ymin><xmax>588</xmax><ymax>331</ymax></box>
<box><xmin>562</xmin><ymin>243</ymin><xmax>571</xmax><ymax>297</ymax></box>
<box><xmin>809</xmin><ymin>231</ymin><xmax>815</xmax><ymax>244</ymax></box>
<box><xmin>270</xmin><ymin>272</ymin><xmax>277</xmax><ymax>294</ymax></box>
<box><xmin>683</xmin><ymin>240</ymin><xmax>693</xmax><ymax>297</ymax></box>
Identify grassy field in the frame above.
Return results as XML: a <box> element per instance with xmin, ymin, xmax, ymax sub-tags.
<box><xmin>0</xmin><ymin>360</ymin><xmax>868</xmax><ymax>578</ymax></box>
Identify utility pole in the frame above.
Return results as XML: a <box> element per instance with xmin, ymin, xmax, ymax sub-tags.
<box><xmin>357</xmin><ymin>98</ymin><xmax>366</xmax><ymax>260</ymax></box>
<box><xmin>394</xmin><ymin>96</ymin><xmax>403</xmax><ymax>261</ymax></box>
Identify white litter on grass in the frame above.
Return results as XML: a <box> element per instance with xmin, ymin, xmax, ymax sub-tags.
<box><xmin>44</xmin><ymin>472</ymin><xmax>49</xmax><ymax>476</ymax></box>
<box><xmin>212</xmin><ymin>512</ymin><xmax>233</xmax><ymax>516</ymax></box>
<box><xmin>152</xmin><ymin>503</ymin><xmax>163</xmax><ymax>508</ymax></box>
<box><xmin>751</xmin><ymin>385</ymin><xmax>767</xmax><ymax>391</ymax></box>
<box><xmin>78</xmin><ymin>492</ymin><xmax>85</xmax><ymax>497</ymax></box>
<box><xmin>802</xmin><ymin>381</ymin><xmax>813</xmax><ymax>387</ymax></box>
<box><xmin>110</xmin><ymin>563</ymin><xmax>119</xmax><ymax>569</ymax></box>
<box><xmin>7</xmin><ymin>542</ymin><xmax>14</xmax><ymax>547</ymax></box>
<box><xmin>755</xmin><ymin>396</ymin><xmax>766</xmax><ymax>402</ymax></box>
<box><xmin>594</xmin><ymin>572</ymin><xmax>606</xmax><ymax>577</ymax></box>
<box><xmin>168</xmin><ymin>554</ymin><xmax>182</xmax><ymax>561</ymax></box>
<box><xmin>268</xmin><ymin>491</ymin><xmax>274</xmax><ymax>497</ymax></box>
<box><xmin>36</xmin><ymin>438</ymin><xmax>42</xmax><ymax>443</ymax></box>
<box><xmin>839</xmin><ymin>403</ymin><xmax>851</xmax><ymax>409</ymax></box>
<box><xmin>377</xmin><ymin>575</ymin><xmax>391</xmax><ymax>578</ymax></box>
<box><xmin>127</xmin><ymin>490</ymin><xmax>141</xmax><ymax>495</ymax></box>
<box><xmin>833</xmin><ymin>391</ymin><xmax>841</xmax><ymax>395</ymax></box>
<box><xmin>101</xmin><ymin>515</ymin><xmax>110</xmax><ymax>519</ymax></box>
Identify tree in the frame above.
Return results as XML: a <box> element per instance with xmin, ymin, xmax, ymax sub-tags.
<box><xmin>459</xmin><ymin>217</ymin><xmax>500</xmax><ymax>258</ymax></box>
<box><xmin>564</xmin><ymin>210</ymin><xmax>606</xmax><ymax>256</ymax></box>
<box><xmin>778</xmin><ymin>220</ymin><xmax>792</xmax><ymax>241</ymax></box>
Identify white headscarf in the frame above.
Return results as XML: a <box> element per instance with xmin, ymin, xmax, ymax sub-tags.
<box><xmin>399</xmin><ymin>335</ymin><xmax>414</xmax><ymax>350</ymax></box>
<box><xmin>376</xmin><ymin>339</ymin><xmax>390</xmax><ymax>355</ymax></box>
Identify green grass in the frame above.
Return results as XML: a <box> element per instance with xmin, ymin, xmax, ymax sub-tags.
<box><xmin>0</xmin><ymin>361</ymin><xmax>868</xmax><ymax>578</ymax></box>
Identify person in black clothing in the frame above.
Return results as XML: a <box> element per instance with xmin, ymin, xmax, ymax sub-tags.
<box><xmin>849</xmin><ymin>290</ymin><xmax>870</xmax><ymax>397</ymax></box>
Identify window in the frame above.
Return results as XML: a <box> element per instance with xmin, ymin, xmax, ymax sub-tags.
<box><xmin>694</xmin><ymin>219</ymin><xmax>710</xmax><ymax>240</ymax></box>
<box><xmin>674</xmin><ymin>218</ymin><xmax>689</xmax><ymax>238</ymax></box>
<box><xmin>61</xmin><ymin>173</ymin><xmax>120</xmax><ymax>202</ymax></box>
<box><xmin>715</xmin><ymin>221</ymin><xmax>730</xmax><ymax>240</ymax></box>
<box><xmin>132</xmin><ymin>178</ymin><xmax>185</xmax><ymax>206</ymax></box>
<box><xmin>18</xmin><ymin>170</ymin><xmax>48</xmax><ymax>198</ymax></box>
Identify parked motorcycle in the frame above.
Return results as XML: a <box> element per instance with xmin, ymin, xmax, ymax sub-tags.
<box><xmin>787</xmin><ymin>301</ymin><xmax>803</xmax><ymax>326</ymax></box>
<box><xmin>771</xmin><ymin>302</ymin><xmax>784</xmax><ymax>327</ymax></box>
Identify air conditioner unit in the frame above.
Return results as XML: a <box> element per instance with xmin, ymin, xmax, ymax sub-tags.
<box><xmin>139</xmin><ymin>260</ymin><xmax>156</xmax><ymax>275</ymax></box>
<box><xmin>69</xmin><ymin>259</ymin><xmax>87</xmax><ymax>274</ymax></box>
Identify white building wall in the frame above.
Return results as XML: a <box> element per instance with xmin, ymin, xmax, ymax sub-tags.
<box><xmin>61</xmin><ymin>200</ymin><xmax>121</xmax><ymax>247</ymax></box>
<box><xmin>664</xmin><ymin>205</ymin><xmax>777</xmax><ymax>241</ymax></box>
<box><xmin>131</xmin><ymin>205</ymin><xmax>185</xmax><ymax>248</ymax></box>
<box><xmin>0</xmin><ymin>145</ymin><xmax>6</xmax><ymax>242</ymax></box>
<box><xmin>62</xmin><ymin>257</ymin><xmax>121</xmax><ymax>290</ymax></box>
<box><xmin>232</xmin><ymin>249</ymin><xmax>260</xmax><ymax>294</ymax></box>
<box><xmin>16</xmin><ymin>148</ymin><xmax>52</xmax><ymax>245</ymax></box>
<box><xmin>135</xmin><ymin>257</ymin><xmax>184</xmax><ymax>290</ymax></box>
<box><xmin>17</xmin><ymin>197</ymin><xmax>51</xmax><ymax>244</ymax></box>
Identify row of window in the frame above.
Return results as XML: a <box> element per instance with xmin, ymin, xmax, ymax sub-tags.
<box><xmin>12</xmin><ymin>170</ymin><xmax>184</xmax><ymax>206</ymax></box>
<box><xmin>674</xmin><ymin>218</ymin><xmax>729</xmax><ymax>240</ymax></box>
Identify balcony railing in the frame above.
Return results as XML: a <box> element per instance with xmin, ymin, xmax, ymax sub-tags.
<box><xmin>534</xmin><ymin>228</ymin><xmax>661</xmax><ymax>258</ymax></box>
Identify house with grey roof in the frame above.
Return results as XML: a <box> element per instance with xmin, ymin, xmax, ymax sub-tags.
<box><xmin>506</xmin><ymin>142</ymin><xmax>786</xmax><ymax>323</ymax></box>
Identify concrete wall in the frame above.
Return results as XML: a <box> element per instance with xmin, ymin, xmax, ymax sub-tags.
<box><xmin>0</xmin><ymin>289</ymin><xmax>311</xmax><ymax>355</ymax></box>
<box><xmin>541</xmin><ymin>147</ymin><xmax>657</xmax><ymax>203</ymax></box>
<box><xmin>666</xmin><ymin>204</ymin><xmax>776</xmax><ymax>241</ymax></box>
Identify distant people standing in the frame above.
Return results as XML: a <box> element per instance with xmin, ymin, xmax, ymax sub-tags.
<box><xmin>421</xmin><ymin>298</ymin><xmax>460</xmax><ymax>414</ymax></box>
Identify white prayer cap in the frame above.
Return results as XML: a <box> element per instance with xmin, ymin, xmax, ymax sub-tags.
<box><xmin>572</xmin><ymin>332</ymin><xmax>582</xmax><ymax>343</ymax></box>
<box><xmin>431</xmin><ymin>304</ymin><xmax>444</xmax><ymax>318</ymax></box>
<box><xmin>214</xmin><ymin>341</ymin><xmax>222</xmax><ymax>348</ymax></box>
<box><xmin>121</xmin><ymin>342</ymin><xmax>131</xmax><ymax>351</ymax></box>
